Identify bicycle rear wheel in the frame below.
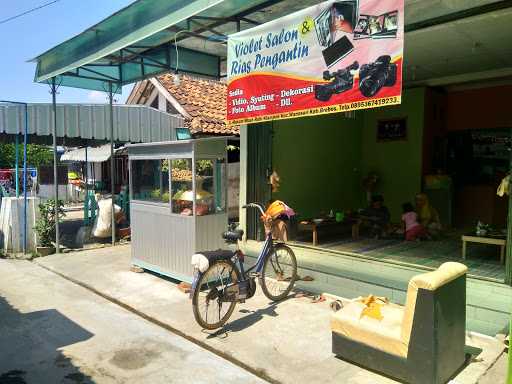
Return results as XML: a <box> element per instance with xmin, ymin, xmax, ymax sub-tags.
<box><xmin>260</xmin><ymin>244</ymin><xmax>297</xmax><ymax>301</ymax></box>
<box><xmin>192</xmin><ymin>259</ymin><xmax>240</xmax><ymax>330</ymax></box>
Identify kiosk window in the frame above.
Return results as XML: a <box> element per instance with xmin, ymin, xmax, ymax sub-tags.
<box><xmin>196</xmin><ymin>159</ymin><xmax>226</xmax><ymax>216</ymax></box>
<box><xmin>131</xmin><ymin>159</ymin><xmax>169</xmax><ymax>203</ymax></box>
<box><xmin>171</xmin><ymin>159</ymin><xmax>194</xmax><ymax>215</ymax></box>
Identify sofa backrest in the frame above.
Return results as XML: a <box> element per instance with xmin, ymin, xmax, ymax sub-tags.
<box><xmin>401</xmin><ymin>262</ymin><xmax>468</xmax><ymax>345</ymax></box>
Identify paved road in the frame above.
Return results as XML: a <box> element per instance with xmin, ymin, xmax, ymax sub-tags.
<box><xmin>0</xmin><ymin>259</ymin><xmax>267</xmax><ymax>384</ymax></box>
<box><xmin>32</xmin><ymin>245</ymin><xmax>505</xmax><ymax>384</ymax></box>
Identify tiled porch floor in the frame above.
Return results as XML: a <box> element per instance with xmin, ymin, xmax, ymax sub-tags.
<box><xmin>293</xmin><ymin>232</ymin><xmax>505</xmax><ymax>281</ymax></box>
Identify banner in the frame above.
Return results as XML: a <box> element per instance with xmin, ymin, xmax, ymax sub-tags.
<box><xmin>226</xmin><ymin>0</ymin><xmax>404</xmax><ymax>125</ymax></box>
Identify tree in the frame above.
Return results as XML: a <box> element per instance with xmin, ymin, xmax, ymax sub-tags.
<box><xmin>0</xmin><ymin>143</ymin><xmax>53</xmax><ymax>169</ymax></box>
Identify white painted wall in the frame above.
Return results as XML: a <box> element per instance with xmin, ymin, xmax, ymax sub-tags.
<box><xmin>0</xmin><ymin>197</ymin><xmax>39</xmax><ymax>253</ymax></box>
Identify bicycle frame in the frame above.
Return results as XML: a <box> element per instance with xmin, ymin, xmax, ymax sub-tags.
<box><xmin>236</xmin><ymin>202</ymin><xmax>276</xmax><ymax>279</ymax></box>
<box><xmin>190</xmin><ymin>203</ymin><xmax>274</xmax><ymax>298</ymax></box>
<box><xmin>238</xmin><ymin>230</ymin><xmax>273</xmax><ymax>279</ymax></box>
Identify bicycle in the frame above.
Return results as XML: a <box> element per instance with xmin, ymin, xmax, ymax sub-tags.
<box><xmin>190</xmin><ymin>202</ymin><xmax>298</xmax><ymax>329</ymax></box>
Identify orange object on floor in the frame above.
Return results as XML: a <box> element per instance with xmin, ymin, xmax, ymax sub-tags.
<box><xmin>177</xmin><ymin>282</ymin><xmax>191</xmax><ymax>294</ymax></box>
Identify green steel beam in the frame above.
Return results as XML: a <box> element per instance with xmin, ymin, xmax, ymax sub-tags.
<box><xmin>33</xmin><ymin>0</ymin><xmax>224</xmax><ymax>82</ymax></box>
<box><xmin>32</xmin><ymin>0</ymin><xmax>278</xmax><ymax>91</ymax></box>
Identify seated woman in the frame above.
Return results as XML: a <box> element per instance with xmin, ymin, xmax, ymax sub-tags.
<box><xmin>415</xmin><ymin>193</ymin><xmax>441</xmax><ymax>236</ymax></box>
<box><xmin>353</xmin><ymin>195</ymin><xmax>391</xmax><ymax>239</ymax></box>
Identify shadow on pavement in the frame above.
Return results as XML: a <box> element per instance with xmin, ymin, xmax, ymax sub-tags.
<box><xmin>0</xmin><ymin>295</ymin><xmax>95</xmax><ymax>384</ymax></box>
<box><xmin>205</xmin><ymin>295</ymin><xmax>298</xmax><ymax>339</ymax></box>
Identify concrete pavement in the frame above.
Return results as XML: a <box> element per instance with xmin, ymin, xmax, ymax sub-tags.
<box><xmin>0</xmin><ymin>258</ymin><xmax>267</xmax><ymax>384</ymax></box>
<box><xmin>477</xmin><ymin>351</ymin><xmax>508</xmax><ymax>384</ymax></box>
<box><xmin>28</xmin><ymin>244</ymin><xmax>506</xmax><ymax>384</ymax></box>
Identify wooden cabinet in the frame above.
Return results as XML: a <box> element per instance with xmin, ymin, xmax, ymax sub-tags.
<box><xmin>455</xmin><ymin>185</ymin><xmax>507</xmax><ymax>228</ymax></box>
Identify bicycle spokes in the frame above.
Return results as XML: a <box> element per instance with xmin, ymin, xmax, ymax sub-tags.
<box><xmin>262</xmin><ymin>247</ymin><xmax>297</xmax><ymax>299</ymax></box>
<box><xmin>195</xmin><ymin>261</ymin><xmax>238</xmax><ymax>328</ymax></box>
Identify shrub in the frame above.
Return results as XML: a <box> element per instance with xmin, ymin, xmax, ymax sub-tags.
<box><xmin>34</xmin><ymin>199</ymin><xmax>65</xmax><ymax>247</ymax></box>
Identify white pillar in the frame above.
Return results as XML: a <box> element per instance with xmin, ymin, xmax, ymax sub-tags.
<box><xmin>158</xmin><ymin>92</ymin><xmax>167</xmax><ymax>112</ymax></box>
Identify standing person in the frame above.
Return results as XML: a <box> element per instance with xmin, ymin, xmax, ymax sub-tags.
<box><xmin>402</xmin><ymin>202</ymin><xmax>428</xmax><ymax>241</ymax></box>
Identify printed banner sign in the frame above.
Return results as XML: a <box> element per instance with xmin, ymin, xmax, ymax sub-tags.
<box><xmin>227</xmin><ymin>0</ymin><xmax>404</xmax><ymax>124</ymax></box>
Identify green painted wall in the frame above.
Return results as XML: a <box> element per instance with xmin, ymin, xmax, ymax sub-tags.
<box><xmin>271</xmin><ymin>88</ymin><xmax>425</xmax><ymax>222</ymax></box>
<box><xmin>272</xmin><ymin>113</ymin><xmax>362</xmax><ymax>219</ymax></box>
<box><xmin>360</xmin><ymin>88</ymin><xmax>426</xmax><ymax>220</ymax></box>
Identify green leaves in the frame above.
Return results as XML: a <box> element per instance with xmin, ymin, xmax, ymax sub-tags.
<box><xmin>0</xmin><ymin>143</ymin><xmax>53</xmax><ymax>169</ymax></box>
<box><xmin>34</xmin><ymin>199</ymin><xmax>65</xmax><ymax>247</ymax></box>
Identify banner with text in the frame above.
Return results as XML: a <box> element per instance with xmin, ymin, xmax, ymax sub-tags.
<box><xmin>227</xmin><ymin>0</ymin><xmax>404</xmax><ymax>124</ymax></box>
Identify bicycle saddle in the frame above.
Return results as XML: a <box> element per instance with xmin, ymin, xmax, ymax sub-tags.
<box><xmin>222</xmin><ymin>229</ymin><xmax>244</xmax><ymax>243</ymax></box>
<box><xmin>197</xmin><ymin>250</ymin><xmax>234</xmax><ymax>262</ymax></box>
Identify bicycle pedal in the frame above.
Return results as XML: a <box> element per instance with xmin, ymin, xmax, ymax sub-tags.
<box><xmin>248</xmin><ymin>272</ymin><xmax>260</xmax><ymax>278</ymax></box>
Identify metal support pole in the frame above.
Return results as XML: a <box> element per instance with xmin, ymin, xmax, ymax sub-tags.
<box><xmin>15</xmin><ymin>134</ymin><xmax>19</xmax><ymax>197</ymax></box>
<box><xmin>23</xmin><ymin>103</ymin><xmax>28</xmax><ymax>254</ymax></box>
<box><xmin>506</xmin><ymin>127</ymin><xmax>512</xmax><ymax>285</ymax></box>
<box><xmin>51</xmin><ymin>78</ymin><xmax>60</xmax><ymax>253</ymax></box>
<box><xmin>84</xmin><ymin>144</ymin><xmax>88</xmax><ymax>224</ymax></box>
<box><xmin>108</xmin><ymin>83</ymin><xmax>115</xmax><ymax>245</ymax></box>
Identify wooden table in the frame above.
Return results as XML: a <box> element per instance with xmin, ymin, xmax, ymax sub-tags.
<box><xmin>298</xmin><ymin>220</ymin><xmax>352</xmax><ymax>246</ymax></box>
<box><xmin>461</xmin><ymin>235</ymin><xmax>506</xmax><ymax>264</ymax></box>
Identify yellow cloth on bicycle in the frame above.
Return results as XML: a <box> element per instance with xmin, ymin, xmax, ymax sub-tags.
<box><xmin>265</xmin><ymin>200</ymin><xmax>287</xmax><ymax>218</ymax></box>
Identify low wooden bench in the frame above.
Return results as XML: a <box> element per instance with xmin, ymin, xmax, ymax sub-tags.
<box><xmin>461</xmin><ymin>235</ymin><xmax>506</xmax><ymax>264</ymax></box>
<box><xmin>297</xmin><ymin>219</ymin><xmax>353</xmax><ymax>246</ymax></box>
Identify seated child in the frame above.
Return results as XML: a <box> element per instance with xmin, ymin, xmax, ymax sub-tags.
<box><xmin>402</xmin><ymin>202</ymin><xmax>428</xmax><ymax>241</ymax></box>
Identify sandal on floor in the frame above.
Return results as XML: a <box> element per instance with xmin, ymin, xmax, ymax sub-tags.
<box><xmin>330</xmin><ymin>300</ymin><xmax>344</xmax><ymax>312</ymax></box>
<box><xmin>311</xmin><ymin>295</ymin><xmax>326</xmax><ymax>303</ymax></box>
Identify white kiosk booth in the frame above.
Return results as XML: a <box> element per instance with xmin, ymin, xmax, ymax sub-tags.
<box><xmin>127</xmin><ymin>137</ymin><xmax>228</xmax><ymax>282</ymax></box>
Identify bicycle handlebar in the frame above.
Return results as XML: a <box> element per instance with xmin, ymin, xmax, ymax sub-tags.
<box><xmin>242</xmin><ymin>203</ymin><xmax>265</xmax><ymax>216</ymax></box>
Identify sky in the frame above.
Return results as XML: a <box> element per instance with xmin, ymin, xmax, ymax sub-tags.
<box><xmin>0</xmin><ymin>0</ymin><xmax>136</xmax><ymax>104</ymax></box>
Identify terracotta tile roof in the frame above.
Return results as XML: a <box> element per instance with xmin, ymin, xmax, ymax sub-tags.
<box><xmin>157</xmin><ymin>74</ymin><xmax>239</xmax><ymax>136</ymax></box>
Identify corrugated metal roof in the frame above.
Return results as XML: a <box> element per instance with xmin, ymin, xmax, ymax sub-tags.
<box><xmin>60</xmin><ymin>144</ymin><xmax>124</xmax><ymax>162</ymax></box>
<box><xmin>0</xmin><ymin>104</ymin><xmax>184</xmax><ymax>143</ymax></box>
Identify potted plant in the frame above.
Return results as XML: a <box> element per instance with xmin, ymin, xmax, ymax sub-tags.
<box><xmin>34</xmin><ymin>199</ymin><xmax>65</xmax><ymax>256</ymax></box>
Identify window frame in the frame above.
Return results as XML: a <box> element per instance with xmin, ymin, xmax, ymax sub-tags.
<box><xmin>129</xmin><ymin>157</ymin><xmax>171</xmax><ymax>207</ymax></box>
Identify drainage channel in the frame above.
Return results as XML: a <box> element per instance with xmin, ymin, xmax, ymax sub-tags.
<box><xmin>34</xmin><ymin>262</ymin><xmax>278</xmax><ymax>384</ymax></box>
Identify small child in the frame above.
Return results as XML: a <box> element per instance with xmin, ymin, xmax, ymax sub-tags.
<box><xmin>401</xmin><ymin>202</ymin><xmax>428</xmax><ymax>241</ymax></box>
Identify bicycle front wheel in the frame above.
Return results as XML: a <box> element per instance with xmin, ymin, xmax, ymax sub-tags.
<box><xmin>260</xmin><ymin>244</ymin><xmax>297</xmax><ymax>301</ymax></box>
<box><xmin>192</xmin><ymin>259</ymin><xmax>240</xmax><ymax>330</ymax></box>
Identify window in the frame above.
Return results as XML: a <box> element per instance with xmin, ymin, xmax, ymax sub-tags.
<box><xmin>131</xmin><ymin>159</ymin><xmax>169</xmax><ymax>203</ymax></box>
<box><xmin>171</xmin><ymin>159</ymin><xmax>193</xmax><ymax>215</ymax></box>
<box><xmin>176</xmin><ymin>127</ymin><xmax>192</xmax><ymax>141</ymax></box>
<box><xmin>196</xmin><ymin>158</ymin><xmax>226</xmax><ymax>216</ymax></box>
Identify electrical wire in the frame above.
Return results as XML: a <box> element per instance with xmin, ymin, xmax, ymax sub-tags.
<box><xmin>0</xmin><ymin>0</ymin><xmax>62</xmax><ymax>25</ymax></box>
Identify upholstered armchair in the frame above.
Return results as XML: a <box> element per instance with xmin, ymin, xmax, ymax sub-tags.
<box><xmin>331</xmin><ymin>262</ymin><xmax>468</xmax><ymax>384</ymax></box>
